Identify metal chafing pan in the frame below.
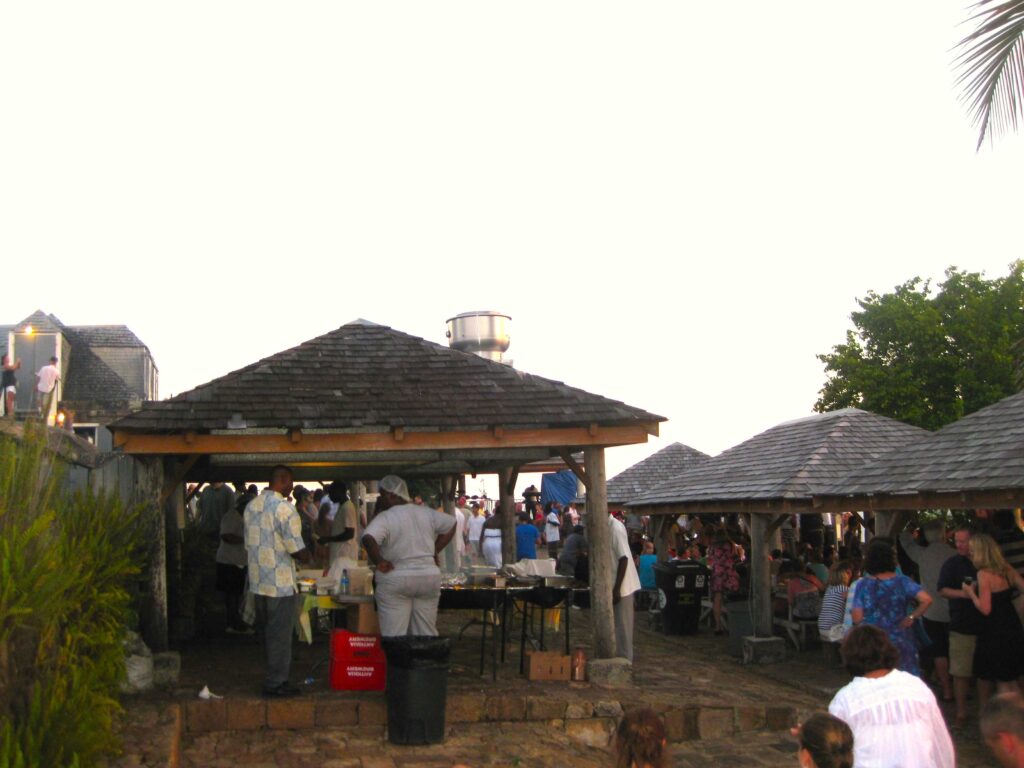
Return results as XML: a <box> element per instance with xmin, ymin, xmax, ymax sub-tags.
<box><xmin>538</xmin><ymin>575</ymin><xmax>577</xmax><ymax>588</ymax></box>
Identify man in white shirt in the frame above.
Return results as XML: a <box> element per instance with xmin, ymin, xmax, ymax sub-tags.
<box><xmin>466</xmin><ymin>503</ymin><xmax>486</xmax><ymax>564</ymax></box>
<box><xmin>545</xmin><ymin>504</ymin><xmax>562</xmax><ymax>558</ymax></box>
<box><xmin>609</xmin><ymin>514</ymin><xmax>641</xmax><ymax>661</ymax></box>
<box><xmin>35</xmin><ymin>356</ymin><xmax>60</xmax><ymax>425</ymax></box>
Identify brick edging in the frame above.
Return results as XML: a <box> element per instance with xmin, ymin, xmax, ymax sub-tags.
<box><xmin>184</xmin><ymin>693</ymin><xmax>798</xmax><ymax>743</ymax></box>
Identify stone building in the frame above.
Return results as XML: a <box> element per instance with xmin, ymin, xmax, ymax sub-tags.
<box><xmin>1</xmin><ymin>310</ymin><xmax>158</xmax><ymax>447</ymax></box>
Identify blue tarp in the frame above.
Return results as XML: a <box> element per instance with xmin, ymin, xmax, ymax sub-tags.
<box><xmin>540</xmin><ymin>471</ymin><xmax>578</xmax><ymax>506</ymax></box>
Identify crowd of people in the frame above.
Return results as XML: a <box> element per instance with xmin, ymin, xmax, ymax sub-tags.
<box><xmin>188</xmin><ymin>471</ymin><xmax>1024</xmax><ymax>766</ymax></box>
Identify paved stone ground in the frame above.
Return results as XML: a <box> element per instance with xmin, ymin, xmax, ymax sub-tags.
<box><xmin>179</xmin><ymin>722</ymin><xmax>992</xmax><ymax>767</ymax></box>
<box><xmin>145</xmin><ymin>604</ymin><xmax>996</xmax><ymax>767</ymax></box>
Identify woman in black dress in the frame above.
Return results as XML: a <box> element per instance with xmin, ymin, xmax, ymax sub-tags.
<box><xmin>963</xmin><ymin>533</ymin><xmax>1024</xmax><ymax>709</ymax></box>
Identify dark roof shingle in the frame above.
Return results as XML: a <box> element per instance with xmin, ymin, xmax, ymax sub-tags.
<box><xmin>819</xmin><ymin>391</ymin><xmax>1024</xmax><ymax>496</ymax></box>
<box><xmin>71</xmin><ymin>325</ymin><xmax>148</xmax><ymax>349</ymax></box>
<box><xmin>113</xmin><ymin>321</ymin><xmax>666</xmax><ymax>433</ymax></box>
<box><xmin>630</xmin><ymin>408</ymin><xmax>929</xmax><ymax>507</ymax></box>
<box><xmin>598</xmin><ymin>442</ymin><xmax>710</xmax><ymax>505</ymax></box>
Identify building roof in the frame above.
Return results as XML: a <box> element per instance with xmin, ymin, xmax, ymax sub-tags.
<box><xmin>5</xmin><ymin>310</ymin><xmax>153</xmax><ymax>420</ymax></box>
<box><xmin>16</xmin><ymin>310</ymin><xmax>65</xmax><ymax>334</ymax></box>
<box><xmin>629</xmin><ymin>408</ymin><xmax>929</xmax><ymax>510</ymax></box>
<box><xmin>818</xmin><ymin>390</ymin><xmax>1024</xmax><ymax>499</ymax></box>
<box><xmin>113</xmin><ymin>320</ymin><xmax>666</xmax><ymax>434</ymax></box>
<box><xmin>72</xmin><ymin>325</ymin><xmax>149</xmax><ymax>349</ymax></box>
<box><xmin>581</xmin><ymin>442</ymin><xmax>710</xmax><ymax>506</ymax></box>
<box><xmin>61</xmin><ymin>330</ymin><xmax>138</xmax><ymax>405</ymax></box>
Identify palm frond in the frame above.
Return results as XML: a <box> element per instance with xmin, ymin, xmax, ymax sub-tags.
<box><xmin>954</xmin><ymin>0</ymin><xmax>1024</xmax><ymax>149</ymax></box>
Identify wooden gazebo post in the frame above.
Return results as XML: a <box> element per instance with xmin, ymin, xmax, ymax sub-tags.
<box><xmin>498</xmin><ymin>466</ymin><xmax>518</xmax><ymax>565</ymax></box>
<box><xmin>583</xmin><ymin>447</ymin><xmax>616</xmax><ymax>659</ymax></box>
<box><xmin>749</xmin><ymin>512</ymin><xmax>773</xmax><ymax>637</ymax></box>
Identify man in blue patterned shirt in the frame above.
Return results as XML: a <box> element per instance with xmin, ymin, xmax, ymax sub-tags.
<box><xmin>244</xmin><ymin>465</ymin><xmax>310</xmax><ymax>697</ymax></box>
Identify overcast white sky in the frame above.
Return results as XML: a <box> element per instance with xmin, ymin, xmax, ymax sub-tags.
<box><xmin>2</xmin><ymin>2</ymin><xmax>1021</xmax><ymax>495</ymax></box>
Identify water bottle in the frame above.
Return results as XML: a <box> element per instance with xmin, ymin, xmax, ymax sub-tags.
<box><xmin>340</xmin><ymin>569</ymin><xmax>350</xmax><ymax>596</ymax></box>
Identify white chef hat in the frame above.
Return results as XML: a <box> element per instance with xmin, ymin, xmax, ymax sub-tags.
<box><xmin>379</xmin><ymin>474</ymin><xmax>410</xmax><ymax>502</ymax></box>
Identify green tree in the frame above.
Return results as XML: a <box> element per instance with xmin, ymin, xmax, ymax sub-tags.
<box><xmin>956</xmin><ymin>0</ymin><xmax>1024</xmax><ymax>149</ymax></box>
<box><xmin>815</xmin><ymin>261</ymin><xmax>1024</xmax><ymax>430</ymax></box>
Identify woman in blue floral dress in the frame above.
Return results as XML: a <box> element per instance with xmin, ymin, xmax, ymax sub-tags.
<box><xmin>851</xmin><ymin>537</ymin><xmax>933</xmax><ymax>676</ymax></box>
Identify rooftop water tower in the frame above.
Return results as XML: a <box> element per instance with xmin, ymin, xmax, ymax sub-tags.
<box><xmin>445</xmin><ymin>311</ymin><xmax>512</xmax><ymax>365</ymax></box>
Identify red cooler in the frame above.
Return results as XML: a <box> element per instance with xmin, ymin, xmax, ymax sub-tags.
<box><xmin>330</xmin><ymin>629</ymin><xmax>386</xmax><ymax>691</ymax></box>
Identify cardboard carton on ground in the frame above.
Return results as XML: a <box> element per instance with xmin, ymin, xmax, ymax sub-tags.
<box><xmin>525</xmin><ymin>650</ymin><xmax>571</xmax><ymax>681</ymax></box>
<box><xmin>346</xmin><ymin>602</ymin><xmax>380</xmax><ymax>635</ymax></box>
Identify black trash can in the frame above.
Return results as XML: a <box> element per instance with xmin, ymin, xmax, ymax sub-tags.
<box><xmin>654</xmin><ymin>560</ymin><xmax>709</xmax><ymax>635</ymax></box>
<box><xmin>381</xmin><ymin>636</ymin><xmax>451</xmax><ymax>745</ymax></box>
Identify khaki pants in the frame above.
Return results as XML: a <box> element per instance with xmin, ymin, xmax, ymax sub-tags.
<box><xmin>37</xmin><ymin>389</ymin><xmax>56</xmax><ymax>424</ymax></box>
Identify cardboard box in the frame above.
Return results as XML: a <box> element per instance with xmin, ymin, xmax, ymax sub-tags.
<box><xmin>330</xmin><ymin>630</ymin><xmax>386</xmax><ymax>691</ymax></box>
<box><xmin>346</xmin><ymin>602</ymin><xmax>380</xmax><ymax>635</ymax></box>
<box><xmin>524</xmin><ymin>650</ymin><xmax>571</xmax><ymax>681</ymax></box>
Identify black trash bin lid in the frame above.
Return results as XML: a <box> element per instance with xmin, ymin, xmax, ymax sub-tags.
<box><xmin>382</xmin><ymin>636</ymin><xmax>452</xmax><ymax>667</ymax></box>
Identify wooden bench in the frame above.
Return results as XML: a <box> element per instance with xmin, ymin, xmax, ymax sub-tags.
<box><xmin>772</xmin><ymin>591</ymin><xmax>818</xmax><ymax>650</ymax></box>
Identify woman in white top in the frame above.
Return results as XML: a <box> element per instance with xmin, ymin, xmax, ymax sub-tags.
<box><xmin>828</xmin><ymin>625</ymin><xmax>954</xmax><ymax>768</ymax></box>
<box><xmin>479</xmin><ymin>511</ymin><xmax>504</xmax><ymax>568</ymax></box>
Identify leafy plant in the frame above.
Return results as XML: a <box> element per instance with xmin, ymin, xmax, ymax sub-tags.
<box><xmin>955</xmin><ymin>0</ymin><xmax>1024</xmax><ymax>149</ymax></box>
<box><xmin>0</xmin><ymin>425</ymin><xmax>147</xmax><ymax>768</ymax></box>
<box><xmin>815</xmin><ymin>262</ymin><xmax>1024</xmax><ymax>429</ymax></box>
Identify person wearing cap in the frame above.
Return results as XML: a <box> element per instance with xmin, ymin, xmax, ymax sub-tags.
<box><xmin>362</xmin><ymin>475</ymin><xmax>458</xmax><ymax>636</ymax></box>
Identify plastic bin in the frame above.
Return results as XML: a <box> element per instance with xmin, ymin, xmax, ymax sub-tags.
<box><xmin>654</xmin><ymin>560</ymin><xmax>709</xmax><ymax>635</ymax></box>
<box><xmin>381</xmin><ymin>636</ymin><xmax>451</xmax><ymax>745</ymax></box>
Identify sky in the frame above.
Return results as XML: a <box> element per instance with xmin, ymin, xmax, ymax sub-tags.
<box><xmin>2</xmin><ymin>2</ymin><xmax>1021</xmax><ymax>497</ymax></box>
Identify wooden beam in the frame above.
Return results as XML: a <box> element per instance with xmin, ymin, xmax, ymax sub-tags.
<box><xmin>498</xmin><ymin>466</ymin><xmax>518</xmax><ymax>565</ymax></box>
<box><xmin>557</xmin><ymin>449</ymin><xmax>589</xmax><ymax>489</ymax></box>
<box><xmin>504</xmin><ymin>467</ymin><xmax>519</xmax><ymax>497</ymax></box>
<box><xmin>112</xmin><ymin>423</ymin><xmax>657</xmax><ymax>455</ymax></box>
<box><xmin>158</xmin><ymin>454</ymin><xmax>200</xmax><ymax>505</ymax></box>
<box><xmin>585</xmin><ymin>447</ymin><xmax>617</xmax><ymax>660</ymax></box>
<box><xmin>440</xmin><ymin>476</ymin><xmax>457</xmax><ymax>572</ymax></box>
<box><xmin>763</xmin><ymin>513</ymin><xmax>790</xmax><ymax>543</ymax></box>
<box><xmin>750</xmin><ymin>514</ymin><xmax>773</xmax><ymax>637</ymax></box>
<box><xmin>807</xmin><ymin>489</ymin><xmax>1024</xmax><ymax>514</ymax></box>
<box><xmin>493</xmin><ymin>426</ymin><xmax>504</xmax><ymax>439</ymax></box>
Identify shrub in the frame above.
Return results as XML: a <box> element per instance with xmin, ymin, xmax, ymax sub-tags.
<box><xmin>0</xmin><ymin>425</ymin><xmax>147</xmax><ymax>768</ymax></box>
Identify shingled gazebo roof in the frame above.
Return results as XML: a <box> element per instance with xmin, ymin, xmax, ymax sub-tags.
<box><xmin>111</xmin><ymin>320</ymin><xmax>665</xmax><ymax>482</ymax></box>
<box><xmin>814</xmin><ymin>391</ymin><xmax>1024</xmax><ymax>511</ymax></box>
<box><xmin>628</xmin><ymin>408</ymin><xmax>929</xmax><ymax>515</ymax></box>
<box><xmin>578</xmin><ymin>442</ymin><xmax>710</xmax><ymax>506</ymax></box>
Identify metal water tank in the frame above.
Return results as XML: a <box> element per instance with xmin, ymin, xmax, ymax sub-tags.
<box><xmin>445</xmin><ymin>311</ymin><xmax>511</xmax><ymax>363</ymax></box>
